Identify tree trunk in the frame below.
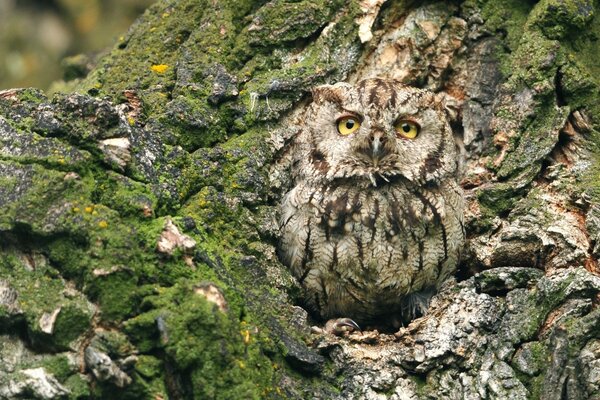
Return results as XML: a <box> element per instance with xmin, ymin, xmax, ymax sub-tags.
<box><xmin>1</xmin><ymin>0</ymin><xmax>599</xmax><ymax>398</ymax></box>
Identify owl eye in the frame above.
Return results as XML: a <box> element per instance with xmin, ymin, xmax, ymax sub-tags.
<box><xmin>337</xmin><ymin>116</ymin><xmax>361</xmax><ymax>136</ymax></box>
<box><xmin>394</xmin><ymin>120</ymin><xmax>420</xmax><ymax>139</ymax></box>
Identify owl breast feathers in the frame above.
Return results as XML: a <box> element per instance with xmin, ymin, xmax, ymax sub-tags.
<box><xmin>278</xmin><ymin>78</ymin><xmax>464</xmax><ymax>325</ymax></box>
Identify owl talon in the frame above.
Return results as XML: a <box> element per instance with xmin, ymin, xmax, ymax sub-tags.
<box><xmin>325</xmin><ymin>318</ymin><xmax>361</xmax><ymax>335</ymax></box>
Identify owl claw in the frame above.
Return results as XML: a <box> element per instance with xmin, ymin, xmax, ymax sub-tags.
<box><xmin>325</xmin><ymin>318</ymin><xmax>361</xmax><ymax>335</ymax></box>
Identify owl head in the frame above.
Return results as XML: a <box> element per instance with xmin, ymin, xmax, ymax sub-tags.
<box><xmin>305</xmin><ymin>78</ymin><xmax>459</xmax><ymax>187</ymax></box>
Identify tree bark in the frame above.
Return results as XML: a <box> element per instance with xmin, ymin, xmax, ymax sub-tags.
<box><xmin>1</xmin><ymin>0</ymin><xmax>599</xmax><ymax>399</ymax></box>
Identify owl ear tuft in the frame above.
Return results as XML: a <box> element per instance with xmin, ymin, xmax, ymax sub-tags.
<box><xmin>311</xmin><ymin>85</ymin><xmax>344</xmax><ymax>106</ymax></box>
<box><xmin>435</xmin><ymin>92</ymin><xmax>461</xmax><ymax>123</ymax></box>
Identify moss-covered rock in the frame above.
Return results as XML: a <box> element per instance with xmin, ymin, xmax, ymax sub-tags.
<box><xmin>478</xmin><ymin>0</ymin><xmax>600</xmax><ymax>210</ymax></box>
<box><xmin>0</xmin><ymin>245</ymin><xmax>94</xmax><ymax>352</ymax></box>
<box><xmin>0</xmin><ymin>0</ymin><xmax>367</xmax><ymax>396</ymax></box>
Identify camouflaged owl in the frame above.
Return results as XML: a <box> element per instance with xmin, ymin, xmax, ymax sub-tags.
<box><xmin>278</xmin><ymin>78</ymin><xmax>464</xmax><ymax>331</ymax></box>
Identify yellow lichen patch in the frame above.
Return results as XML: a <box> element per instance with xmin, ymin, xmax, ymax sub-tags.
<box><xmin>197</xmin><ymin>199</ymin><xmax>209</xmax><ymax>208</ymax></box>
<box><xmin>98</xmin><ymin>220</ymin><xmax>108</xmax><ymax>229</ymax></box>
<box><xmin>241</xmin><ymin>329</ymin><xmax>251</xmax><ymax>345</ymax></box>
<box><xmin>150</xmin><ymin>64</ymin><xmax>169</xmax><ymax>74</ymax></box>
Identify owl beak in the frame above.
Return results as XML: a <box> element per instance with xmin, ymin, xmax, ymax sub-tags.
<box><xmin>369</xmin><ymin>131</ymin><xmax>386</xmax><ymax>167</ymax></box>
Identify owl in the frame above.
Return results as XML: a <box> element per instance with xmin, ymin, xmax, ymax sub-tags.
<box><xmin>278</xmin><ymin>78</ymin><xmax>464</xmax><ymax>331</ymax></box>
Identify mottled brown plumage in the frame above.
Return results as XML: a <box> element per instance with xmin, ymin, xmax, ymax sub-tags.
<box><xmin>278</xmin><ymin>78</ymin><xmax>464</xmax><ymax>327</ymax></box>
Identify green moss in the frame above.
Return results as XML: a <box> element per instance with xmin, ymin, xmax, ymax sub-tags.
<box><xmin>478</xmin><ymin>0</ymin><xmax>534</xmax><ymax>54</ymax></box>
<box><xmin>583</xmin><ymin>130</ymin><xmax>600</xmax><ymax>201</ymax></box>
<box><xmin>77</xmin><ymin>0</ymin><xmax>247</xmax><ymax>150</ymax></box>
<box><xmin>124</xmin><ymin>282</ymin><xmax>276</xmax><ymax>399</ymax></box>
<box><xmin>161</xmin><ymin>96</ymin><xmax>222</xmax><ymax>150</ymax></box>
<box><xmin>0</xmin><ymin>0</ymin><xmax>371</xmax><ymax>396</ymax></box>
<box><xmin>411</xmin><ymin>372</ymin><xmax>429</xmax><ymax>395</ymax></box>
<box><xmin>504</xmin><ymin>30</ymin><xmax>562</xmax><ymax>88</ymax></box>
<box><xmin>91</xmin><ymin>378</ymin><xmax>149</xmax><ymax>400</ymax></box>
<box><xmin>560</xmin><ymin>59</ymin><xmax>597</xmax><ymax>110</ymax></box>
<box><xmin>79</xmin><ymin>0</ymin><xmax>201</xmax><ymax>101</ymax></box>
<box><xmin>93</xmin><ymin>330</ymin><xmax>137</xmax><ymax>359</ymax></box>
<box><xmin>128</xmin><ymin>356</ymin><xmax>169</xmax><ymax>400</ymax></box>
<box><xmin>135</xmin><ymin>355</ymin><xmax>163</xmax><ymax>379</ymax></box>
<box><xmin>53</xmin><ymin>303</ymin><xmax>95</xmax><ymax>348</ymax></box>
<box><xmin>516</xmin><ymin>341</ymin><xmax>548</xmax><ymax>374</ymax></box>
<box><xmin>43</xmin><ymin>201</ymin><xmax>216</xmax><ymax>322</ymax></box>
<box><xmin>75</xmin><ymin>0</ymin><xmax>361</xmax><ymax>156</ymax></box>
<box><xmin>93</xmin><ymin>171</ymin><xmax>158</xmax><ymax>218</ymax></box>
<box><xmin>41</xmin><ymin>354</ymin><xmax>75</xmax><ymax>382</ymax></box>
<box><xmin>179</xmin><ymin>187</ymin><xmax>259</xmax><ymax>256</ymax></box>
<box><xmin>497</xmin><ymin>102</ymin><xmax>570</xmax><ymax>180</ymax></box>
<box><xmin>241</xmin><ymin>0</ymin><xmax>342</xmax><ymax>46</ymax></box>
<box><xmin>45</xmin><ymin>238</ymin><xmax>88</xmax><ymax>281</ymax></box>
<box><xmin>473</xmin><ymin>0</ymin><xmax>600</xmax><ymax>209</ymax></box>
<box><xmin>87</xmin><ymin>271</ymin><xmax>140</xmax><ymax>322</ymax></box>
<box><xmin>568</xmin><ymin>9</ymin><xmax>600</xmax><ymax>81</ymax></box>
<box><xmin>46</xmin><ymin>209</ymin><xmax>220</xmax><ymax>326</ymax></box>
<box><xmin>0</xmin><ymin>130</ymin><xmax>92</xmax><ymax>170</ymax></box>
<box><xmin>501</xmin><ymin>270</ymin><xmax>594</xmax><ymax>358</ymax></box>
<box><xmin>0</xmin><ymin>248</ymin><xmax>94</xmax><ymax>351</ymax></box>
<box><xmin>529</xmin><ymin>0</ymin><xmax>594</xmax><ymax>40</ymax></box>
<box><xmin>556</xmin><ymin>11</ymin><xmax>600</xmax><ymax>202</ymax></box>
<box><xmin>46</xmin><ymin>227</ymin><xmax>142</xmax><ymax>322</ymax></box>
<box><xmin>0</xmin><ymin>89</ymin><xmax>47</xmax><ymax>128</ymax></box>
<box><xmin>509</xmin><ymin>188</ymin><xmax>553</xmax><ymax>223</ymax></box>
<box><xmin>0</xmin><ymin>162</ymin><xmax>91</xmax><ymax>233</ymax></box>
<box><xmin>122</xmin><ymin>307</ymin><xmax>161</xmax><ymax>353</ymax></box>
<box><xmin>13</xmin><ymin>88</ymin><xmax>48</xmax><ymax>105</ymax></box>
<box><xmin>527</xmin><ymin>374</ymin><xmax>546</xmax><ymax>400</ymax></box>
<box><xmin>64</xmin><ymin>374</ymin><xmax>92</xmax><ymax>399</ymax></box>
<box><xmin>477</xmin><ymin>182</ymin><xmax>523</xmax><ymax>216</ymax></box>
<box><xmin>513</xmin><ymin>307</ymin><xmax>600</xmax><ymax>400</ymax></box>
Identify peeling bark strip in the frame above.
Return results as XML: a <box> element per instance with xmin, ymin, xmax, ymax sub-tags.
<box><xmin>356</xmin><ymin>0</ymin><xmax>388</xmax><ymax>43</ymax></box>
<box><xmin>0</xmin><ymin>0</ymin><xmax>600</xmax><ymax>399</ymax></box>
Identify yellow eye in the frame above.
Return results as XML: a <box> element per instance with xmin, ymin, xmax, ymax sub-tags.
<box><xmin>337</xmin><ymin>116</ymin><xmax>361</xmax><ymax>136</ymax></box>
<box><xmin>395</xmin><ymin>120</ymin><xmax>419</xmax><ymax>139</ymax></box>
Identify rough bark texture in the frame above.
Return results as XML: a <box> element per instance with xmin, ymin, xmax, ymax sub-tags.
<box><xmin>1</xmin><ymin>0</ymin><xmax>600</xmax><ymax>399</ymax></box>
